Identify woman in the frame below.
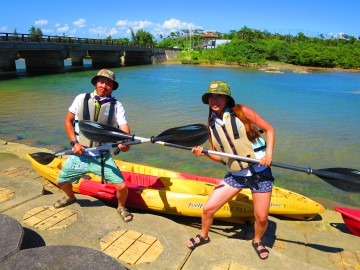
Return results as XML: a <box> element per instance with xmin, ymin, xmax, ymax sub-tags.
<box><xmin>187</xmin><ymin>80</ymin><xmax>275</xmax><ymax>260</ymax></box>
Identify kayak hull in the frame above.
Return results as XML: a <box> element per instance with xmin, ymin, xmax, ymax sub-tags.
<box><xmin>335</xmin><ymin>206</ymin><xmax>360</xmax><ymax>237</ymax></box>
<box><xmin>26</xmin><ymin>154</ymin><xmax>325</xmax><ymax>221</ymax></box>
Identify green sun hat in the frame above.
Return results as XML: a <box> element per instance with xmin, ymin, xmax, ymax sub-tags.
<box><xmin>91</xmin><ymin>69</ymin><xmax>119</xmax><ymax>90</ymax></box>
<box><xmin>201</xmin><ymin>80</ymin><xmax>235</xmax><ymax>107</ymax></box>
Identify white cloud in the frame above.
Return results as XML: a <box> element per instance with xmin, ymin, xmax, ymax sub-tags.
<box><xmin>22</xmin><ymin>18</ymin><xmax>202</xmax><ymax>38</ymax></box>
<box><xmin>131</xmin><ymin>20</ymin><xmax>154</xmax><ymax>31</ymax></box>
<box><xmin>41</xmin><ymin>29</ymin><xmax>53</xmax><ymax>34</ymax></box>
<box><xmin>57</xmin><ymin>24</ymin><xmax>70</xmax><ymax>34</ymax></box>
<box><xmin>73</xmin><ymin>18</ymin><xmax>86</xmax><ymax>28</ymax></box>
<box><xmin>162</xmin><ymin>18</ymin><xmax>199</xmax><ymax>32</ymax></box>
<box><xmin>35</xmin><ymin>20</ymin><xmax>48</xmax><ymax>26</ymax></box>
<box><xmin>89</xmin><ymin>26</ymin><xmax>117</xmax><ymax>37</ymax></box>
<box><xmin>116</xmin><ymin>20</ymin><xmax>132</xmax><ymax>28</ymax></box>
<box><xmin>114</xmin><ymin>18</ymin><xmax>202</xmax><ymax>38</ymax></box>
<box><xmin>0</xmin><ymin>26</ymin><xmax>8</xmax><ymax>32</ymax></box>
<box><xmin>108</xmin><ymin>27</ymin><xmax>118</xmax><ymax>36</ymax></box>
<box><xmin>330</xmin><ymin>32</ymin><xmax>345</xmax><ymax>39</ymax></box>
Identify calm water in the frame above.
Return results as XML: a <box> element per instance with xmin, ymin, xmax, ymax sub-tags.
<box><xmin>1</xmin><ymin>63</ymin><xmax>360</xmax><ymax>208</ymax></box>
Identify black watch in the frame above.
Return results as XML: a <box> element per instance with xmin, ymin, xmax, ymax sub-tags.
<box><xmin>70</xmin><ymin>140</ymin><xmax>78</xmax><ymax>147</ymax></box>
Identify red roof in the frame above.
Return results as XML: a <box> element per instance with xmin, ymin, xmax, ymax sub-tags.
<box><xmin>200</xmin><ymin>33</ymin><xmax>219</xmax><ymax>38</ymax></box>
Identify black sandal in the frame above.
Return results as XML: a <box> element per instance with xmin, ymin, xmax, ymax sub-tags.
<box><xmin>252</xmin><ymin>241</ymin><xmax>269</xmax><ymax>260</ymax></box>
<box><xmin>188</xmin><ymin>234</ymin><xmax>210</xmax><ymax>250</ymax></box>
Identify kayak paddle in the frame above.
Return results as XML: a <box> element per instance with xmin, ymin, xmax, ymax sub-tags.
<box><xmin>78</xmin><ymin>121</ymin><xmax>360</xmax><ymax>193</ymax></box>
<box><xmin>29</xmin><ymin>120</ymin><xmax>208</xmax><ymax>165</ymax></box>
<box><xmin>29</xmin><ymin>143</ymin><xmax>128</xmax><ymax>165</ymax></box>
<box><xmin>79</xmin><ymin>120</ymin><xmax>209</xmax><ymax>147</ymax></box>
<box><xmin>162</xmin><ymin>143</ymin><xmax>360</xmax><ymax>192</ymax></box>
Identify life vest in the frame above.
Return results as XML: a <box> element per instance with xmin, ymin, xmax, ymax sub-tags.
<box><xmin>75</xmin><ymin>93</ymin><xmax>117</xmax><ymax>147</ymax></box>
<box><xmin>210</xmin><ymin>112</ymin><xmax>266</xmax><ymax>172</ymax></box>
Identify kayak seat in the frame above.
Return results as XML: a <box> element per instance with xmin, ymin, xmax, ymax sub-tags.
<box><xmin>122</xmin><ymin>171</ymin><xmax>165</xmax><ymax>189</ymax></box>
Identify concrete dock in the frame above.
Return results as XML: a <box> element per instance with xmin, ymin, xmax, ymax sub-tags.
<box><xmin>0</xmin><ymin>140</ymin><xmax>359</xmax><ymax>270</ymax></box>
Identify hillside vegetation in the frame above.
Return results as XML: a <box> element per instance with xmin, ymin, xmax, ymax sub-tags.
<box><xmin>158</xmin><ymin>27</ymin><xmax>360</xmax><ymax>69</ymax></box>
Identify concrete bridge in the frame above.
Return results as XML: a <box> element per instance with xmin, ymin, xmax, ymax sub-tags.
<box><xmin>0</xmin><ymin>33</ymin><xmax>167</xmax><ymax>74</ymax></box>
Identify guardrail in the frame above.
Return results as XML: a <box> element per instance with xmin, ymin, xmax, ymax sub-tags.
<box><xmin>0</xmin><ymin>32</ymin><xmax>142</xmax><ymax>47</ymax></box>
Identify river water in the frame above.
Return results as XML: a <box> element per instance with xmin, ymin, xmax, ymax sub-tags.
<box><xmin>1</xmin><ymin>62</ymin><xmax>359</xmax><ymax>208</ymax></box>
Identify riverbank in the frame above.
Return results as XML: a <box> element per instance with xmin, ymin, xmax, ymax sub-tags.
<box><xmin>1</xmin><ymin>140</ymin><xmax>360</xmax><ymax>269</ymax></box>
<box><xmin>161</xmin><ymin>59</ymin><xmax>360</xmax><ymax>74</ymax></box>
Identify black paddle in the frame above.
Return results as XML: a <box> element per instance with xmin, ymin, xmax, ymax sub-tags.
<box><xmin>79</xmin><ymin>121</ymin><xmax>360</xmax><ymax>193</ymax></box>
<box><xmin>29</xmin><ymin>121</ymin><xmax>208</xmax><ymax>165</ymax></box>
<box><xmin>29</xmin><ymin>143</ymin><xmax>125</xmax><ymax>165</ymax></box>
<box><xmin>79</xmin><ymin>120</ymin><xmax>209</xmax><ymax>147</ymax></box>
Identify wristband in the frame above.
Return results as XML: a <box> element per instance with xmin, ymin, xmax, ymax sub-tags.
<box><xmin>70</xmin><ymin>140</ymin><xmax>78</xmax><ymax>147</ymax></box>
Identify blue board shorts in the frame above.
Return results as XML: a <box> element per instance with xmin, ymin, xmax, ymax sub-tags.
<box><xmin>223</xmin><ymin>167</ymin><xmax>274</xmax><ymax>192</ymax></box>
<box><xmin>57</xmin><ymin>152</ymin><xmax>124</xmax><ymax>184</ymax></box>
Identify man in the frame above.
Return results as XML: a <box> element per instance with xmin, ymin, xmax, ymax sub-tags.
<box><xmin>54</xmin><ymin>69</ymin><xmax>133</xmax><ymax>223</ymax></box>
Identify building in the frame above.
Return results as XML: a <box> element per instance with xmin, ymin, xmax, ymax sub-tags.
<box><xmin>200</xmin><ymin>33</ymin><xmax>230</xmax><ymax>49</ymax></box>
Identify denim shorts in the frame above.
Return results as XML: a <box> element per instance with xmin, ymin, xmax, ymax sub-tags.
<box><xmin>57</xmin><ymin>152</ymin><xmax>124</xmax><ymax>184</ymax></box>
<box><xmin>223</xmin><ymin>167</ymin><xmax>274</xmax><ymax>192</ymax></box>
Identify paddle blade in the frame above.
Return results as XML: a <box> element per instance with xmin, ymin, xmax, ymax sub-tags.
<box><xmin>319</xmin><ymin>168</ymin><xmax>360</xmax><ymax>192</ymax></box>
<box><xmin>153</xmin><ymin>124</ymin><xmax>209</xmax><ymax>147</ymax></box>
<box><xmin>79</xmin><ymin>120</ymin><xmax>134</xmax><ymax>143</ymax></box>
<box><xmin>29</xmin><ymin>152</ymin><xmax>56</xmax><ymax>165</ymax></box>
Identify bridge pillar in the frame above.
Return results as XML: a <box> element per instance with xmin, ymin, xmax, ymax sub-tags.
<box><xmin>70</xmin><ymin>50</ymin><xmax>87</xmax><ymax>66</ymax></box>
<box><xmin>0</xmin><ymin>50</ymin><xmax>19</xmax><ymax>71</ymax></box>
<box><xmin>124</xmin><ymin>51</ymin><xmax>153</xmax><ymax>65</ymax></box>
<box><xmin>18</xmin><ymin>50</ymin><xmax>69</xmax><ymax>74</ymax></box>
<box><xmin>89</xmin><ymin>51</ymin><xmax>123</xmax><ymax>68</ymax></box>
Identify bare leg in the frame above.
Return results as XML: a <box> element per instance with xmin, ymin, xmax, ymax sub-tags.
<box><xmin>114</xmin><ymin>182</ymin><xmax>132</xmax><ymax>222</ymax></box>
<box><xmin>187</xmin><ymin>181</ymin><xmax>240</xmax><ymax>248</ymax></box>
<box><xmin>53</xmin><ymin>183</ymin><xmax>77</xmax><ymax>207</ymax></box>
<box><xmin>251</xmin><ymin>191</ymin><xmax>272</xmax><ymax>259</ymax></box>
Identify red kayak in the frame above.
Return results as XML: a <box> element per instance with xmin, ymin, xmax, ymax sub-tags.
<box><xmin>335</xmin><ymin>206</ymin><xmax>360</xmax><ymax>237</ymax></box>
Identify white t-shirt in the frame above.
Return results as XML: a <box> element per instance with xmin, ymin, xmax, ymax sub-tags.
<box><xmin>69</xmin><ymin>93</ymin><xmax>127</xmax><ymax>126</ymax></box>
<box><xmin>69</xmin><ymin>93</ymin><xmax>127</xmax><ymax>156</ymax></box>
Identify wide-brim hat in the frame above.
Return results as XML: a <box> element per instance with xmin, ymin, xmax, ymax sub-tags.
<box><xmin>202</xmin><ymin>80</ymin><xmax>235</xmax><ymax>107</ymax></box>
<box><xmin>91</xmin><ymin>69</ymin><xmax>119</xmax><ymax>90</ymax></box>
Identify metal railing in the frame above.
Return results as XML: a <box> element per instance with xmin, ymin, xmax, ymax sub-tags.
<box><xmin>0</xmin><ymin>32</ymin><xmax>144</xmax><ymax>47</ymax></box>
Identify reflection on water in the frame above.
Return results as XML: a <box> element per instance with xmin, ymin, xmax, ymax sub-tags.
<box><xmin>1</xmin><ymin>64</ymin><xmax>360</xmax><ymax>208</ymax></box>
<box><xmin>0</xmin><ymin>59</ymin><xmax>94</xmax><ymax>81</ymax></box>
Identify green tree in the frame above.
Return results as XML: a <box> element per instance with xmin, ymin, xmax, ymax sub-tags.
<box><xmin>28</xmin><ymin>26</ymin><xmax>43</xmax><ymax>36</ymax></box>
<box><xmin>130</xmin><ymin>28</ymin><xmax>154</xmax><ymax>47</ymax></box>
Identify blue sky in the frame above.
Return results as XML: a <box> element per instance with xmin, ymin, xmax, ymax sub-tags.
<box><xmin>1</xmin><ymin>1</ymin><xmax>359</xmax><ymax>40</ymax></box>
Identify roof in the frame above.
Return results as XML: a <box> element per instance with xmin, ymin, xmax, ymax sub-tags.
<box><xmin>200</xmin><ymin>33</ymin><xmax>219</xmax><ymax>38</ymax></box>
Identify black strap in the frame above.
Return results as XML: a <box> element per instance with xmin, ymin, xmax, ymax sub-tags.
<box><xmin>254</xmin><ymin>145</ymin><xmax>266</xmax><ymax>152</ymax></box>
<box><xmin>107</xmin><ymin>98</ymin><xmax>116</xmax><ymax>125</ymax></box>
<box><xmin>100</xmin><ymin>152</ymin><xmax>105</xmax><ymax>184</ymax></box>
<box><xmin>83</xmin><ymin>93</ymin><xmax>91</xmax><ymax>120</ymax></box>
<box><xmin>230</xmin><ymin>112</ymin><xmax>239</xmax><ymax>139</ymax></box>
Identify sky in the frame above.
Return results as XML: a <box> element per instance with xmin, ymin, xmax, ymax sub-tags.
<box><xmin>1</xmin><ymin>1</ymin><xmax>359</xmax><ymax>40</ymax></box>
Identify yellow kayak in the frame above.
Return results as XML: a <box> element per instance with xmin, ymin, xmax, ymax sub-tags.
<box><xmin>27</xmin><ymin>154</ymin><xmax>325</xmax><ymax>222</ymax></box>
<box><xmin>26</xmin><ymin>154</ymin><xmax>254</xmax><ymax>223</ymax></box>
<box><xmin>116</xmin><ymin>158</ymin><xmax>325</xmax><ymax>220</ymax></box>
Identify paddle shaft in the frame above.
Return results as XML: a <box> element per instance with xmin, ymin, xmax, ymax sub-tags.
<box><xmin>55</xmin><ymin>143</ymin><xmax>120</xmax><ymax>157</ymax></box>
<box><xmin>141</xmin><ymin>141</ymin><xmax>356</xmax><ymax>183</ymax></box>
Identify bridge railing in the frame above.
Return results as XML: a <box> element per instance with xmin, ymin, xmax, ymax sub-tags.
<box><xmin>0</xmin><ymin>32</ymin><xmax>147</xmax><ymax>47</ymax></box>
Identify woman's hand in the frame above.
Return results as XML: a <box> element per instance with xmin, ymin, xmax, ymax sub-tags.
<box><xmin>191</xmin><ymin>146</ymin><xmax>204</xmax><ymax>156</ymax></box>
<box><xmin>259</xmin><ymin>154</ymin><xmax>272</xmax><ymax>167</ymax></box>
